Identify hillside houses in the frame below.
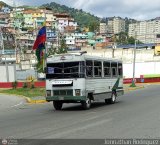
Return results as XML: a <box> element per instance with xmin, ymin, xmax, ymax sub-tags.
<box><xmin>0</xmin><ymin>6</ymin><xmax>112</xmax><ymax>67</ymax></box>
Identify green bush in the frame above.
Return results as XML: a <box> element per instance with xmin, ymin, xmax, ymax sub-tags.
<box><xmin>23</xmin><ymin>82</ymin><xmax>28</xmax><ymax>88</ymax></box>
<box><xmin>12</xmin><ymin>81</ymin><xmax>18</xmax><ymax>89</ymax></box>
<box><xmin>31</xmin><ymin>83</ymin><xmax>35</xmax><ymax>89</ymax></box>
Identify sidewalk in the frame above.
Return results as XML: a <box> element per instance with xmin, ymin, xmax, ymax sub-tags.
<box><xmin>124</xmin><ymin>84</ymin><xmax>145</xmax><ymax>92</ymax></box>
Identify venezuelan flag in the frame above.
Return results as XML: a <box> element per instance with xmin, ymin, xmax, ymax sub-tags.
<box><xmin>32</xmin><ymin>26</ymin><xmax>46</xmax><ymax>50</ymax></box>
<box><xmin>35</xmin><ymin>43</ymin><xmax>45</xmax><ymax>63</ymax></box>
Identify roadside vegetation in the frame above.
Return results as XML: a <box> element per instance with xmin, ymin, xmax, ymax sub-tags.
<box><xmin>0</xmin><ymin>87</ymin><xmax>45</xmax><ymax>98</ymax></box>
<box><xmin>0</xmin><ymin>79</ymin><xmax>45</xmax><ymax>98</ymax></box>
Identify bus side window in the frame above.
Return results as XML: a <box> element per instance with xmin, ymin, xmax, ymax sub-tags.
<box><xmin>118</xmin><ymin>62</ymin><xmax>123</xmax><ymax>77</ymax></box>
<box><xmin>86</xmin><ymin>60</ymin><xmax>93</xmax><ymax>77</ymax></box>
<box><xmin>94</xmin><ymin>61</ymin><xmax>102</xmax><ymax>77</ymax></box>
<box><xmin>104</xmin><ymin>61</ymin><xmax>111</xmax><ymax>77</ymax></box>
<box><xmin>111</xmin><ymin>62</ymin><xmax>117</xmax><ymax>77</ymax></box>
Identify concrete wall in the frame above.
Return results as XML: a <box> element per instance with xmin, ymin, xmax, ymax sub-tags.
<box><xmin>123</xmin><ymin>61</ymin><xmax>160</xmax><ymax>78</ymax></box>
<box><xmin>81</xmin><ymin>47</ymin><xmax>156</xmax><ymax>63</ymax></box>
<box><xmin>0</xmin><ymin>64</ymin><xmax>16</xmax><ymax>82</ymax></box>
<box><xmin>16</xmin><ymin>69</ymin><xmax>37</xmax><ymax>81</ymax></box>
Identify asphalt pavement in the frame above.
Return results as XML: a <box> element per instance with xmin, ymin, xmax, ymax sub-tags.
<box><xmin>0</xmin><ymin>84</ymin><xmax>160</xmax><ymax>141</ymax></box>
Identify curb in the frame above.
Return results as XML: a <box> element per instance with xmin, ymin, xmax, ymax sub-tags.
<box><xmin>26</xmin><ymin>98</ymin><xmax>47</xmax><ymax>104</ymax></box>
<box><xmin>124</xmin><ymin>86</ymin><xmax>144</xmax><ymax>92</ymax></box>
<box><xmin>0</xmin><ymin>93</ymin><xmax>47</xmax><ymax>104</ymax></box>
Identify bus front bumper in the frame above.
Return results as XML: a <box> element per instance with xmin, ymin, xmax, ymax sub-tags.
<box><xmin>46</xmin><ymin>96</ymin><xmax>87</xmax><ymax>102</ymax></box>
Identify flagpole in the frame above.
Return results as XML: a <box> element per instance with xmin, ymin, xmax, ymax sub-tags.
<box><xmin>43</xmin><ymin>9</ymin><xmax>47</xmax><ymax>72</ymax></box>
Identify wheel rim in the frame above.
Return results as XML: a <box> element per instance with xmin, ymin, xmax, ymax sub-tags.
<box><xmin>86</xmin><ymin>98</ymin><xmax>91</xmax><ymax>107</ymax></box>
<box><xmin>112</xmin><ymin>94</ymin><xmax>116</xmax><ymax>102</ymax></box>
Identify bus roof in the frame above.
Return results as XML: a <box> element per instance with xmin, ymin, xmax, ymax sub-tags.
<box><xmin>47</xmin><ymin>53</ymin><xmax>122</xmax><ymax>63</ymax></box>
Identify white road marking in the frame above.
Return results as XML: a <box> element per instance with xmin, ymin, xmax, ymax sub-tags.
<box><xmin>11</xmin><ymin>101</ymin><xmax>24</xmax><ymax>108</ymax></box>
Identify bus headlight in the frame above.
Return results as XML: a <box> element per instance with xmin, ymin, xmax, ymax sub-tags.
<box><xmin>75</xmin><ymin>89</ymin><xmax>81</xmax><ymax>96</ymax></box>
<box><xmin>46</xmin><ymin>90</ymin><xmax>51</xmax><ymax>97</ymax></box>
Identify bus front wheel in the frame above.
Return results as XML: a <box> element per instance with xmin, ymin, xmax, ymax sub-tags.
<box><xmin>53</xmin><ymin>101</ymin><xmax>63</xmax><ymax>110</ymax></box>
<box><xmin>81</xmin><ymin>98</ymin><xmax>91</xmax><ymax>110</ymax></box>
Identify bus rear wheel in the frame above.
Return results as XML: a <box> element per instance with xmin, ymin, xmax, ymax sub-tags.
<box><xmin>105</xmin><ymin>92</ymin><xmax>117</xmax><ymax>104</ymax></box>
<box><xmin>53</xmin><ymin>101</ymin><xmax>63</xmax><ymax>110</ymax></box>
<box><xmin>81</xmin><ymin>98</ymin><xmax>91</xmax><ymax>110</ymax></box>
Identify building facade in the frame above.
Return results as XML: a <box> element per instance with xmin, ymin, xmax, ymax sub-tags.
<box><xmin>128</xmin><ymin>19</ymin><xmax>160</xmax><ymax>43</ymax></box>
<box><xmin>99</xmin><ymin>23</ymin><xmax>107</xmax><ymax>34</ymax></box>
<box><xmin>107</xmin><ymin>17</ymin><xmax>125</xmax><ymax>34</ymax></box>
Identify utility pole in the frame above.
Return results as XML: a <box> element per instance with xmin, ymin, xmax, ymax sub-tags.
<box><xmin>0</xmin><ymin>27</ymin><xmax>4</xmax><ymax>54</ymax></box>
<box><xmin>12</xmin><ymin>0</ymin><xmax>18</xmax><ymax>63</ymax></box>
<box><xmin>130</xmin><ymin>31</ymin><xmax>137</xmax><ymax>87</ymax></box>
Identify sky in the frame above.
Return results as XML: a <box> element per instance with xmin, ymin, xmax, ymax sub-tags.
<box><xmin>2</xmin><ymin>0</ymin><xmax>160</xmax><ymax>20</ymax></box>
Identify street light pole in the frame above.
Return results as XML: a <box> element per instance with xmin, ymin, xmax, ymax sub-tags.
<box><xmin>130</xmin><ymin>32</ymin><xmax>137</xmax><ymax>87</ymax></box>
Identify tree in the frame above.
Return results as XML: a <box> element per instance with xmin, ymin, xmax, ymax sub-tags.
<box><xmin>88</xmin><ymin>21</ymin><xmax>99</xmax><ymax>32</ymax></box>
<box><xmin>57</xmin><ymin>37</ymin><xmax>67</xmax><ymax>54</ymax></box>
<box><xmin>128</xmin><ymin>36</ymin><xmax>136</xmax><ymax>44</ymax></box>
<box><xmin>75</xmin><ymin>27</ymin><xmax>82</xmax><ymax>33</ymax></box>
<box><xmin>116</xmin><ymin>32</ymin><xmax>128</xmax><ymax>44</ymax></box>
<box><xmin>47</xmin><ymin>46</ymin><xmax>57</xmax><ymax>57</ymax></box>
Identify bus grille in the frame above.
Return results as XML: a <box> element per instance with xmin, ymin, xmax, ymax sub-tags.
<box><xmin>53</xmin><ymin>90</ymin><xmax>73</xmax><ymax>96</ymax></box>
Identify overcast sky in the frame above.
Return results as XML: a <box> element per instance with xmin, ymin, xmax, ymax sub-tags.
<box><xmin>2</xmin><ymin>0</ymin><xmax>160</xmax><ymax>20</ymax></box>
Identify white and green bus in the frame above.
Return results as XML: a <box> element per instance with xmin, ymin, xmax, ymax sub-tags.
<box><xmin>45</xmin><ymin>53</ymin><xmax>124</xmax><ymax>110</ymax></box>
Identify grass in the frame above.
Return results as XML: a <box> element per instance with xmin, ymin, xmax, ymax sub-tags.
<box><xmin>0</xmin><ymin>88</ymin><xmax>45</xmax><ymax>98</ymax></box>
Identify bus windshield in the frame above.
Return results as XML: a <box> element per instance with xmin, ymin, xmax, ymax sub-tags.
<box><xmin>46</xmin><ymin>61</ymin><xmax>85</xmax><ymax>79</ymax></box>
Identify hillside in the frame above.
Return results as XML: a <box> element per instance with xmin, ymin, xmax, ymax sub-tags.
<box><xmin>41</xmin><ymin>2</ymin><xmax>100</xmax><ymax>27</ymax></box>
<box><xmin>0</xmin><ymin>1</ymin><xmax>11</xmax><ymax>8</ymax></box>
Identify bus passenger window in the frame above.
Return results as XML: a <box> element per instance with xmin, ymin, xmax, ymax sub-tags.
<box><xmin>104</xmin><ymin>61</ymin><xmax>111</xmax><ymax>77</ymax></box>
<box><xmin>118</xmin><ymin>63</ymin><xmax>123</xmax><ymax>76</ymax></box>
<box><xmin>111</xmin><ymin>62</ymin><xmax>118</xmax><ymax>77</ymax></box>
<box><xmin>86</xmin><ymin>60</ymin><xmax>93</xmax><ymax>77</ymax></box>
<box><xmin>94</xmin><ymin>61</ymin><xmax>102</xmax><ymax>77</ymax></box>
<box><xmin>112</xmin><ymin>68</ymin><xmax>116</xmax><ymax>76</ymax></box>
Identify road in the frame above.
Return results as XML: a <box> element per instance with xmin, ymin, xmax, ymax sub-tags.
<box><xmin>0</xmin><ymin>84</ymin><xmax>160</xmax><ymax>141</ymax></box>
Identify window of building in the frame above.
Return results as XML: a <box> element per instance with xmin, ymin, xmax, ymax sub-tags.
<box><xmin>94</xmin><ymin>61</ymin><xmax>102</xmax><ymax>77</ymax></box>
<box><xmin>104</xmin><ymin>61</ymin><xmax>111</xmax><ymax>77</ymax></box>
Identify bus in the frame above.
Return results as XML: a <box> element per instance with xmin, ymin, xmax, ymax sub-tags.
<box><xmin>45</xmin><ymin>53</ymin><xmax>124</xmax><ymax>110</ymax></box>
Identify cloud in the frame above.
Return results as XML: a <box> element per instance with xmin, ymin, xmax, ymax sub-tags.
<box><xmin>2</xmin><ymin>0</ymin><xmax>160</xmax><ymax>20</ymax></box>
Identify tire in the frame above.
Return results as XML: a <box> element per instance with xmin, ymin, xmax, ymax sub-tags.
<box><xmin>53</xmin><ymin>101</ymin><xmax>63</xmax><ymax>110</ymax></box>
<box><xmin>105</xmin><ymin>92</ymin><xmax>117</xmax><ymax>104</ymax></box>
<box><xmin>105</xmin><ymin>99</ymin><xmax>109</xmax><ymax>104</ymax></box>
<box><xmin>81</xmin><ymin>98</ymin><xmax>91</xmax><ymax>110</ymax></box>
